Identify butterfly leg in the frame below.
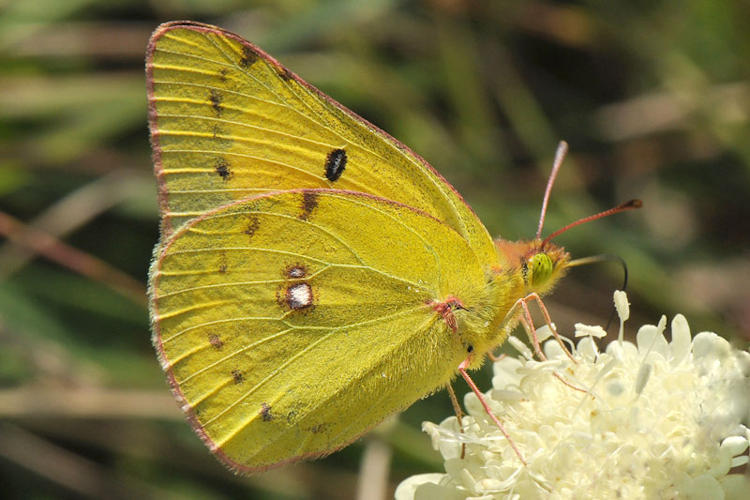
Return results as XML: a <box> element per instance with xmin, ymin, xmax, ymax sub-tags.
<box><xmin>457</xmin><ymin>357</ymin><xmax>527</xmax><ymax>465</ymax></box>
<box><xmin>517</xmin><ymin>298</ymin><xmax>548</xmax><ymax>361</ymax></box>
<box><xmin>526</xmin><ymin>292</ymin><xmax>578</xmax><ymax>362</ymax></box>
<box><xmin>512</xmin><ymin>293</ymin><xmax>576</xmax><ymax>363</ymax></box>
<box><xmin>446</xmin><ymin>383</ymin><xmax>466</xmax><ymax>459</ymax></box>
<box><xmin>515</xmin><ymin>300</ymin><xmax>590</xmax><ymax>394</ymax></box>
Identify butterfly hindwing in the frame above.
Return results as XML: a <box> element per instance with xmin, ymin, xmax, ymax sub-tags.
<box><xmin>150</xmin><ymin>189</ymin><xmax>488</xmax><ymax>471</ymax></box>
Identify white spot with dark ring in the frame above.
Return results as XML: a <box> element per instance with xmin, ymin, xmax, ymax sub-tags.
<box><xmin>287</xmin><ymin>283</ymin><xmax>313</xmax><ymax>309</ymax></box>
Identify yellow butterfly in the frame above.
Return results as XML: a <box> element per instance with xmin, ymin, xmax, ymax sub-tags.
<box><xmin>146</xmin><ymin>21</ymin><xmax>637</xmax><ymax>472</ymax></box>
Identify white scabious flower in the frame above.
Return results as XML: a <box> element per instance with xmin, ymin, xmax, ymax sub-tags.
<box><xmin>396</xmin><ymin>292</ymin><xmax>750</xmax><ymax>500</ymax></box>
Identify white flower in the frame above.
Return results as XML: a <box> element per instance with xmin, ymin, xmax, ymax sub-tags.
<box><xmin>396</xmin><ymin>292</ymin><xmax>750</xmax><ymax>500</ymax></box>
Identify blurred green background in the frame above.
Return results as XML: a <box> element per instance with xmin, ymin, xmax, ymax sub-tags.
<box><xmin>1</xmin><ymin>1</ymin><xmax>748</xmax><ymax>498</ymax></box>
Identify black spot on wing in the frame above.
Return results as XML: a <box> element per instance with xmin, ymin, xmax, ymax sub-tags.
<box><xmin>260</xmin><ymin>402</ymin><xmax>272</xmax><ymax>422</ymax></box>
<box><xmin>209</xmin><ymin>89</ymin><xmax>223</xmax><ymax>115</ymax></box>
<box><xmin>243</xmin><ymin>215</ymin><xmax>260</xmax><ymax>237</ymax></box>
<box><xmin>285</xmin><ymin>264</ymin><xmax>307</xmax><ymax>279</ymax></box>
<box><xmin>299</xmin><ymin>191</ymin><xmax>318</xmax><ymax>221</ymax></box>
<box><xmin>325</xmin><ymin>149</ymin><xmax>347</xmax><ymax>182</ymax></box>
<box><xmin>231</xmin><ymin>369</ymin><xmax>244</xmax><ymax>384</ymax></box>
<box><xmin>239</xmin><ymin>46</ymin><xmax>258</xmax><ymax>68</ymax></box>
<box><xmin>277</xmin><ymin>66</ymin><xmax>293</xmax><ymax>81</ymax></box>
<box><xmin>208</xmin><ymin>334</ymin><xmax>223</xmax><ymax>350</ymax></box>
<box><xmin>215</xmin><ymin>158</ymin><xmax>232</xmax><ymax>180</ymax></box>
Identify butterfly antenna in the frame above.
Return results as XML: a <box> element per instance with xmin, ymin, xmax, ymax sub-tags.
<box><xmin>536</xmin><ymin>141</ymin><xmax>569</xmax><ymax>239</ymax></box>
<box><xmin>567</xmin><ymin>254</ymin><xmax>628</xmax><ymax>292</ymax></box>
<box><xmin>542</xmin><ymin>199</ymin><xmax>642</xmax><ymax>247</ymax></box>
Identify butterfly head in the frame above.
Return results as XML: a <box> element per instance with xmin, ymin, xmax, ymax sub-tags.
<box><xmin>495</xmin><ymin>238</ymin><xmax>570</xmax><ymax>297</ymax></box>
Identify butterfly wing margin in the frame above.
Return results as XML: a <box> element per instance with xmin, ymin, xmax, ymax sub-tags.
<box><xmin>149</xmin><ymin>189</ymin><xmax>488</xmax><ymax>471</ymax></box>
<box><xmin>146</xmin><ymin>21</ymin><xmax>498</xmax><ymax>267</ymax></box>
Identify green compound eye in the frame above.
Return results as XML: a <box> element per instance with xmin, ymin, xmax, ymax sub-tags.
<box><xmin>530</xmin><ymin>253</ymin><xmax>554</xmax><ymax>286</ymax></box>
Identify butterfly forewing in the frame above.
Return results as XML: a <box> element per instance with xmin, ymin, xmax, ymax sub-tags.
<box><xmin>146</xmin><ymin>22</ymin><xmax>498</xmax><ymax>267</ymax></box>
